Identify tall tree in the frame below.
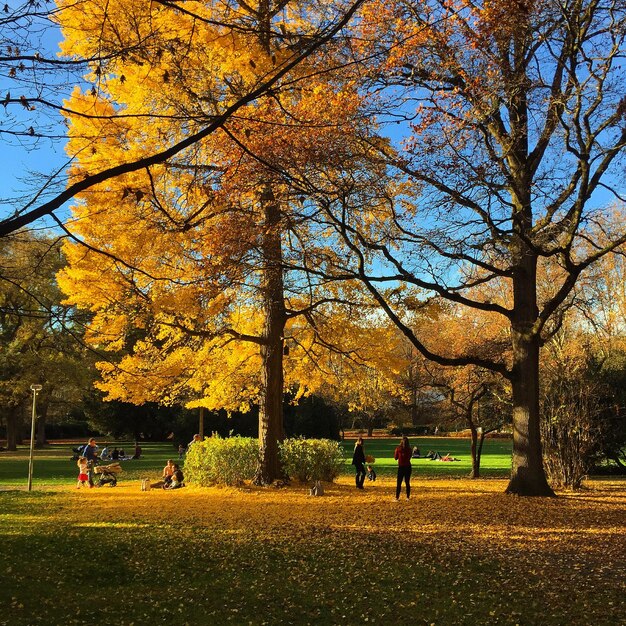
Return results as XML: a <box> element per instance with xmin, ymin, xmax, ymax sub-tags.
<box><xmin>0</xmin><ymin>0</ymin><xmax>364</xmax><ymax>235</ymax></box>
<box><xmin>317</xmin><ymin>0</ymin><xmax>626</xmax><ymax>495</ymax></box>
<box><xmin>0</xmin><ymin>232</ymin><xmax>91</xmax><ymax>449</ymax></box>
<box><xmin>56</xmin><ymin>0</ymin><xmax>369</xmax><ymax>483</ymax></box>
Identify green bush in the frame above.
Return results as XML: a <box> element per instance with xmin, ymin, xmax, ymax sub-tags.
<box><xmin>279</xmin><ymin>438</ymin><xmax>344</xmax><ymax>483</ymax></box>
<box><xmin>184</xmin><ymin>435</ymin><xmax>343</xmax><ymax>486</ymax></box>
<box><xmin>184</xmin><ymin>434</ymin><xmax>259</xmax><ymax>486</ymax></box>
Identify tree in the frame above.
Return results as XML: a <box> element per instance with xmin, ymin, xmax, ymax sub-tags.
<box><xmin>0</xmin><ymin>1</ymin><xmax>365</xmax><ymax>235</ymax></box>
<box><xmin>55</xmin><ymin>0</ymin><xmax>370</xmax><ymax>483</ymax></box>
<box><xmin>0</xmin><ymin>231</ymin><xmax>92</xmax><ymax>449</ymax></box>
<box><xmin>317</xmin><ymin>0</ymin><xmax>626</xmax><ymax>495</ymax></box>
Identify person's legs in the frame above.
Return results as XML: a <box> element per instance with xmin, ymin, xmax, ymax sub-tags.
<box><xmin>405</xmin><ymin>466</ymin><xmax>412</xmax><ymax>499</ymax></box>
<box><xmin>355</xmin><ymin>463</ymin><xmax>365</xmax><ymax>488</ymax></box>
<box><xmin>396</xmin><ymin>468</ymin><xmax>403</xmax><ymax>499</ymax></box>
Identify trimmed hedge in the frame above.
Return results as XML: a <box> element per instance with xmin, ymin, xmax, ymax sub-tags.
<box><xmin>184</xmin><ymin>435</ymin><xmax>344</xmax><ymax>486</ymax></box>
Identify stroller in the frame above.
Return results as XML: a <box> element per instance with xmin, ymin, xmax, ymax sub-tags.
<box><xmin>93</xmin><ymin>462</ymin><xmax>122</xmax><ymax>487</ymax></box>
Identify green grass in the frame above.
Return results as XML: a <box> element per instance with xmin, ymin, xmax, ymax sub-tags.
<box><xmin>340</xmin><ymin>436</ymin><xmax>512</xmax><ymax>478</ymax></box>
<box><xmin>0</xmin><ymin>476</ymin><xmax>624</xmax><ymax>626</ymax></box>
<box><xmin>1</xmin><ymin>439</ymin><xmax>625</xmax><ymax>626</ymax></box>
<box><xmin>0</xmin><ymin>437</ymin><xmax>512</xmax><ymax>487</ymax></box>
<box><xmin>0</xmin><ymin>441</ymin><xmax>181</xmax><ymax>486</ymax></box>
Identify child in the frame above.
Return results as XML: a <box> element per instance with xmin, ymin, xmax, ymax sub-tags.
<box><xmin>367</xmin><ymin>465</ymin><xmax>377</xmax><ymax>482</ymax></box>
<box><xmin>76</xmin><ymin>456</ymin><xmax>89</xmax><ymax>488</ymax></box>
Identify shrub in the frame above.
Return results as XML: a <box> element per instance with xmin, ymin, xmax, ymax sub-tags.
<box><xmin>279</xmin><ymin>438</ymin><xmax>344</xmax><ymax>483</ymax></box>
<box><xmin>184</xmin><ymin>434</ymin><xmax>258</xmax><ymax>486</ymax></box>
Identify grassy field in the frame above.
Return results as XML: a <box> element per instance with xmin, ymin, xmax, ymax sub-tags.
<box><xmin>1</xmin><ymin>438</ymin><xmax>625</xmax><ymax>625</ymax></box>
<box><xmin>0</xmin><ymin>475</ymin><xmax>624</xmax><ymax>625</ymax></box>
<box><xmin>0</xmin><ymin>436</ymin><xmax>511</xmax><ymax>487</ymax></box>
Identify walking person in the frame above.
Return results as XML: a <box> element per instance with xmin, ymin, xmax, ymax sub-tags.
<box><xmin>83</xmin><ymin>437</ymin><xmax>98</xmax><ymax>488</ymax></box>
<box><xmin>76</xmin><ymin>456</ymin><xmax>89</xmax><ymax>489</ymax></box>
<box><xmin>351</xmin><ymin>437</ymin><xmax>367</xmax><ymax>490</ymax></box>
<box><xmin>394</xmin><ymin>435</ymin><xmax>412</xmax><ymax>500</ymax></box>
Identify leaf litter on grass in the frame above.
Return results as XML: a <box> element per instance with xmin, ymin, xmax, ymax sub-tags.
<box><xmin>0</xmin><ymin>476</ymin><xmax>624</xmax><ymax>625</ymax></box>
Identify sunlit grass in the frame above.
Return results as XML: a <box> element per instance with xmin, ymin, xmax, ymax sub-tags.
<box><xmin>0</xmin><ymin>475</ymin><xmax>624</xmax><ymax>625</ymax></box>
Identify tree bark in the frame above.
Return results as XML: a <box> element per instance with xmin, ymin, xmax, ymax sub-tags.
<box><xmin>469</xmin><ymin>423</ymin><xmax>479</xmax><ymax>479</ymax></box>
<box><xmin>6</xmin><ymin>404</ymin><xmax>21</xmax><ymax>451</ymax></box>
<box><xmin>253</xmin><ymin>185</ymin><xmax>286</xmax><ymax>485</ymax></box>
<box><xmin>506</xmin><ymin>269</ymin><xmax>555</xmax><ymax>495</ymax></box>
<box><xmin>36</xmin><ymin>400</ymin><xmax>48</xmax><ymax>447</ymax></box>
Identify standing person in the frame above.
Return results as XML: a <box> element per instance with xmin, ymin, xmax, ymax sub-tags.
<box><xmin>178</xmin><ymin>443</ymin><xmax>185</xmax><ymax>459</ymax></box>
<box><xmin>76</xmin><ymin>457</ymin><xmax>89</xmax><ymax>489</ymax></box>
<box><xmin>83</xmin><ymin>437</ymin><xmax>98</xmax><ymax>488</ymax></box>
<box><xmin>394</xmin><ymin>436</ymin><xmax>412</xmax><ymax>500</ymax></box>
<box><xmin>351</xmin><ymin>437</ymin><xmax>366</xmax><ymax>490</ymax></box>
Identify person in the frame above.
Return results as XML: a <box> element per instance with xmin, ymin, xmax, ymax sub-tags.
<box><xmin>83</xmin><ymin>438</ymin><xmax>98</xmax><ymax>487</ymax></box>
<box><xmin>151</xmin><ymin>459</ymin><xmax>175</xmax><ymax>489</ymax></box>
<box><xmin>178</xmin><ymin>443</ymin><xmax>185</xmax><ymax>460</ymax></box>
<box><xmin>351</xmin><ymin>437</ymin><xmax>366</xmax><ymax>489</ymax></box>
<box><xmin>132</xmin><ymin>442</ymin><xmax>142</xmax><ymax>459</ymax></box>
<box><xmin>366</xmin><ymin>465</ymin><xmax>377</xmax><ymax>482</ymax></box>
<box><xmin>441</xmin><ymin>453</ymin><xmax>460</xmax><ymax>462</ymax></box>
<box><xmin>411</xmin><ymin>446</ymin><xmax>421</xmax><ymax>459</ymax></box>
<box><xmin>119</xmin><ymin>448</ymin><xmax>126</xmax><ymax>459</ymax></box>
<box><xmin>394</xmin><ymin>435</ymin><xmax>412</xmax><ymax>500</ymax></box>
<box><xmin>76</xmin><ymin>456</ymin><xmax>89</xmax><ymax>488</ymax></box>
<box><xmin>187</xmin><ymin>434</ymin><xmax>202</xmax><ymax>450</ymax></box>
<box><xmin>100</xmin><ymin>446</ymin><xmax>109</xmax><ymax>461</ymax></box>
<box><xmin>111</xmin><ymin>447</ymin><xmax>120</xmax><ymax>460</ymax></box>
<box><xmin>163</xmin><ymin>464</ymin><xmax>184</xmax><ymax>490</ymax></box>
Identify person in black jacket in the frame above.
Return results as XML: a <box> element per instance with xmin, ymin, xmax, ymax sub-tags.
<box><xmin>351</xmin><ymin>437</ymin><xmax>366</xmax><ymax>489</ymax></box>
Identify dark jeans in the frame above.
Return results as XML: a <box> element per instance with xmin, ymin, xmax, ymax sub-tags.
<box><xmin>396</xmin><ymin>465</ymin><xmax>412</xmax><ymax>499</ymax></box>
<box><xmin>354</xmin><ymin>463</ymin><xmax>366</xmax><ymax>488</ymax></box>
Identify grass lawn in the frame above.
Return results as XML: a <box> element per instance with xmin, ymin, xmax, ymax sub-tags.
<box><xmin>1</xmin><ymin>441</ymin><xmax>625</xmax><ymax>625</ymax></box>
<box><xmin>0</xmin><ymin>436</ymin><xmax>511</xmax><ymax>487</ymax></box>
<box><xmin>340</xmin><ymin>437</ymin><xmax>513</xmax><ymax>478</ymax></box>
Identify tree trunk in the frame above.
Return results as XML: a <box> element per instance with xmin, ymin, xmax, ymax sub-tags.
<box><xmin>254</xmin><ymin>185</ymin><xmax>286</xmax><ymax>485</ymax></box>
<box><xmin>6</xmin><ymin>404</ymin><xmax>21</xmax><ymax>451</ymax></box>
<box><xmin>36</xmin><ymin>400</ymin><xmax>48</xmax><ymax>447</ymax></box>
<box><xmin>506</xmin><ymin>320</ymin><xmax>554</xmax><ymax>496</ymax></box>
<box><xmin>469</xmin><ymin>424</ymin><xmax>479</xmax><ymax>479</ymax></box>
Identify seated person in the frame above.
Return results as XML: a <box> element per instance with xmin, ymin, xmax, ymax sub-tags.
<box><xmin>427</xmin><ymin>450</ymin><xmax>443</xmax><ymax>460</ymax></box>
<box><xmin>100</xmin><ymin>446</ymin><xmax>109</xmax><ymax>461</ymax></box>
<box><xmin>164</xmin><ymin>464</ymin><xmax>184</xmax><ymax>489</ymax></box>
<box><xmin>132</xmin><ymin>443</ymin><xmax>142</xmax><ymax>459</ymax></box>
<box><xmin>151</xmin><ymin>459</ymin><xmax>175</xmax><ymax>489</ymax></box>
<box><xmin>366</xmin><ymin>465</ymin><xmax>377</xmax><ymax>481</ymax></box>
<box><xmin>411</xmin><ymin>446</ymin><xmax>421</xmax><ymax>458</ymax></box>
<box><xmin>111</xmin><ymin>447</ymin><xmax>120</xmax><ymax>460</ymax></box>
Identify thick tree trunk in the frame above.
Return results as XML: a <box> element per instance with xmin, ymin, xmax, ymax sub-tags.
<box><xmin>36</xmin><ymin>400</ymin><xmax>48</xmax><ymax>447</ymax></box>
<box><xmin>6</xmin><ymin>404</ymin><xmax>21</xmax><ymax>451</ymax></box>
<box><xmin>506</xmin><ymin>283</ymin><xmax>554</xmax><ymax>495</ymax></box>
<box><xmin>254</xmin><ymin>185</ymin><xmax>286</xmax><ymax>485</ymax></box>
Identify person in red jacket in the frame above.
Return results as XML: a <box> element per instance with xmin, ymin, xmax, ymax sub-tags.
<box><xmin>394</xmin><ymin>436</ymin><xmax>412</xmax><ymax>500</ymax></box>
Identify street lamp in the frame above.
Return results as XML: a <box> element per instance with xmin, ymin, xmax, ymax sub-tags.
<box><xmin>27</xmin><ymin>384</ymin><xmax>43</xmax><ymax>491</ymax></box>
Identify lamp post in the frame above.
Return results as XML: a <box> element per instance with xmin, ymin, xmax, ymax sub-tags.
<box><xmin>27</xmin><ymin>384</ymin><xmax>43</xmax><ymax>491</ymax></box>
